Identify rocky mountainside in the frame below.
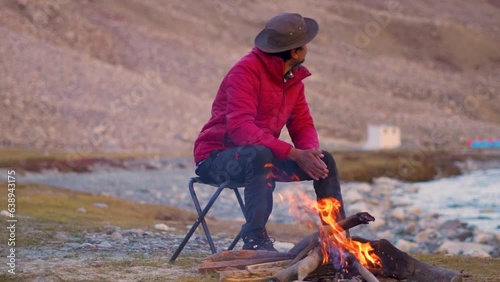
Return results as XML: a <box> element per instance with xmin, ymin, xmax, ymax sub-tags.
<box><xmin>1</xmin><ymin>0</ymin><xmax>499</xmax><ymax>156</ymax></box>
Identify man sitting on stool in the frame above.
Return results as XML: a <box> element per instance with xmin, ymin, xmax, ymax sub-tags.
<box><xmin>193</xmin><ymin>13</ymin><xmax>346</xmax><ymax>251</ymax></box>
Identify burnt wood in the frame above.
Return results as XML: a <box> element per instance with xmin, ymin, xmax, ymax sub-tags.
<box><xmin>199</xmin><ymin>250</ymin><xmax>295</xmax><ymax>273</ymax></box>
<box><xmin>306</xmin><ymin>238</ymin><xmax>463</xmax><ymax>282</ymax></box>
<box><xmin>198</xmin><ymin>213</ymin><xmax>464</xmax><ymax>282</ymax></box>
<box><xmin>287</xmin><ymin>212</ymin><xmax>375</xmax><ymax>267</ymax></box>
<box><xmin>370</xmin><ymin>239</ymin><xmax>463</xmax><ymax>282</ymax></box>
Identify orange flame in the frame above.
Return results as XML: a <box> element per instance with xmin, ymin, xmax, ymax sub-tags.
<box><xmin>279</xmin><ymin>192</ymin><xmax>318</xmax><ymax>226</ymax></box>
<box><xmin>317</xmin><ymin>198</ymin><xmax>381</xmax><ymax>269</ymax></box>
<box><xmin>264</xmin><ymin>163</ymin><xmax>380</xmax><ymax>269</ymax></box>
<box><xmin>264</xmin><ymin>163</ymin><xmax>300</xmax><ymax>187</ymax></box>
<box><xmin>264</xmin><ymin>163</ymin><xmax>277</xmax><ymax>187</ymax></box>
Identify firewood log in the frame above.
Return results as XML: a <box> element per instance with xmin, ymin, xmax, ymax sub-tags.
<box><xmin>217</xmin><ymin>260</ymin><xmax>292</xmax><ymax>281</ymax></box>
<box><xmin>307</xmin><ymin>238</ymin><xmax>464</xmax><ymax>282</ymax></box>
<box><xmin>218</xmin><ymin>268</ymin><xmax>282</xmax><ymax>282</ymax></box>
<box><xmin>347</xmin><ymin>254</ymin><xmax>380</xmax><ymax>282</ymax></box>
<box><xmin>199</xmin><ymin>250</ymin><xmax>294</xmax><ymax>273</ymax></box>
<box><xmin>202</xmin><ymin>249</ymin><xmax>292</xmax><ymax>263</ymax></box>
<box><xmin>369</xmin><ymin>239</ymin><xmax>464</xmax><ymax>282</ymax></box>
<box><xmin>274</xmin><ymin>245</ymin><xmax>323</xmax><ymax>282</ymax></box>
<box><xmin>287</xmin><ymin>212</ymin><xmax>375</xmax><ymax>266</ymax></box>
<box><xmin>275</xmin><ymin>247</ymin><xmax>380</xmax><ymax>282</ymax></box>
<box><xmin>245</xmin><ymin>260</ymin><xmax>292</xmax><ymax>272</ymax></box>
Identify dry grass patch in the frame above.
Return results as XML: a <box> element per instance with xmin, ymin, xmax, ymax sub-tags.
<box><xmin>0</xmin><ymin>182</ymin><xmax>200</xmax><ymax>246</ymax></box>
<box><xmin>0</xmin><ymin>148</ymin><xmax>154</xmax><ymax>163</ymax></box>
<box><xmin>333</xmin><ymin>147</ymin><xmax>499</xmax><ymax>182</ymax></box>
<box><xmin>413</xmin><ymin>253</ymin><xmax>500</xmax><ymax>282</ymax></box>
<box><xmin>0</xmin><ymin>148</ymin><xmax>194</xmax><ymax>173</ymax></box>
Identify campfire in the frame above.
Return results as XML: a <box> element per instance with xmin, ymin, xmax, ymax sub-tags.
<box><xmin>198</xmin><ymin>195</ymin><xmax>467</xmax><ymax>282</ymax></box>
<box><xmin>272</xmin><ymin>205</ymin><xmax>380</xmax><ymax>282</ymax></box>
<box><xmin>316</xmin><ymin>198</ymin><xmax>380</xmax><ymax>269</ymax></box>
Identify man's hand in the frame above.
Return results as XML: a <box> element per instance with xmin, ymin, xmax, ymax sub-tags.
<box><xmin>288</xmin><ymin>148</ymin><xmax>328</xmax><ymax>181</ymax></box>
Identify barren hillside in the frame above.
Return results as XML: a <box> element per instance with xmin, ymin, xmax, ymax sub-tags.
<box><xmin>0</xmin><ymin>0</ymin><xmax>499</xmax><ymax>156</ymax></box>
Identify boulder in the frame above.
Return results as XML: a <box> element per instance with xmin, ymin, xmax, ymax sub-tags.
<box><xmin>463</xmin><ymin>249</ymin><xmax>491</xmax><ymax>258</ymax></box>
<box><xmin>367</xmin><ymin>218</ymin><xmax>386</xmax><ymax>230</ymax></box>
<box><xmin>395</xmin><ymin>239</ymin><xmax>418</xmax><ymax>253</ymax></box>
<box><xmin>437</xmin><ymin>241</ymin><xmax>494</xmax><ymax>256</ymax></box>
<box><xmin>352</xmin><ymin>183</ymin><xmax>372</xmax><ymax>193</ymax></box>
<box><xmin>415</xmin><ymin>230</ymin><xmax>439</xmax><ymax>243</ymax></box>
<box><xmin>346</xmin><ymin>202</ymin><xmax>369</xmax><ymax>214</ymax></box>
<box><xmin>439</xmin><ymin>219</ymin><xmax>464</xmax><ymax>230</ymax></box>
<box><xmin>403</xmin><ymin>221</ymin><xmax>418</xmax><ymax>234</ymax></box>
<box><xmin>274</xmin><ymin>241</ymin><xmax>295</xmax><ymax>253</ymax></box>
<box><xmin>391</xmin><ymin>207</ymin><xmax>406</xmax><ymax>221</ymax></box>
<box><xmin>344</xmin><ymin>189</ymin><xmax>364</xmax><ymax>203</ymax></box>
<box><xmin>473</xmin><ymin>232</ymin><xmax>497</xmax><ymax>245</ymax></box>
<box><xmin>111</xmin><ymin>232</ymin><xmax>123</xmax><ymax>240</ymax></box>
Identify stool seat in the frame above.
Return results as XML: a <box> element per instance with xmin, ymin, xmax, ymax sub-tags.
<box><xmin>191</xmin><ymin>176</ymin><xmax>245</xmax><ymax>189</ymax></box>
<box><xmin>169</xmin><ymin>177</ymin><xmax>246</xmax><ymax>262</ymax></box>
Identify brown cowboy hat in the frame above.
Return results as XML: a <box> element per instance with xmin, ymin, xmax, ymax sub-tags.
<box><xmin>254</xmin><ymin>13</ymin><xmax>319</xmax><ymax>53</ymax></box>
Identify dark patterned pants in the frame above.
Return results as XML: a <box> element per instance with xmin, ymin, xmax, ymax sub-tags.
<box><xmin>195</xmin><ymin>145</ymin><xmax>346</xmax><ymax>239</ymax></box>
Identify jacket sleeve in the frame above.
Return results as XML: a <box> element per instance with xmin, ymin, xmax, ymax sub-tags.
<box><xmin>286</xmin><ymin>83</ymin><xmax>320</xmax><ymax>149</ymax></box>
<box><xmin>225</xmin><ymin>67</ymin><xmax>293</xmax><ymax>159</ymax></box>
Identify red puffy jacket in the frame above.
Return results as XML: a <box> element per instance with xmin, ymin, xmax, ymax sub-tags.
<box><xmin>193</xmin><ymin>48</ymin><xmax>319</xmax><ymax>163</ymax></box>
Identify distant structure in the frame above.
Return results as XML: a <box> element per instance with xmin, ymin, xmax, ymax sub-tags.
<box><xmin>364</xmin><ymin>124</ymin><xmax>401</xmax><ymax>150</ymax></box>
<box><xmin>467</xmin><ymin>139</ymin><xmax>500</xmax><ymax>149</ymax></box>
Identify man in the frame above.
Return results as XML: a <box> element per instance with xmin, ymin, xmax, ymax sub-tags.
<box><xmin>194</xmin><ymin>13</ymin><xmax>346</xmax><ymax>251</ymax></box>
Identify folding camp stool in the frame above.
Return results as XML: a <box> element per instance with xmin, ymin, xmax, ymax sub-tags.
<box><xmin>169</xmin><ymin>177</ymin><xmax>246</xmax><ymax>262</ymax></box>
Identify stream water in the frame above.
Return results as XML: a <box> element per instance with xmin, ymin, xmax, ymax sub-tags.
<box><xmin>411</xmin><ymin>168</ymin><xmax>500</xmax><ymax>233</ymax></box>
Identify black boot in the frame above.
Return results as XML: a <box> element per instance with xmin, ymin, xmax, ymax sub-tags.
<box><xmin>242</xmin><ymin>229</ymin><xmax>278</xmax><ymax>252</ymax></box>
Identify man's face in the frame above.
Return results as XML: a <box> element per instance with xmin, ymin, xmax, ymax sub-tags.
<box><xmin>293</xmin><ymin>44</ymin><xmax>308</xmax><ymax>66</ymax></box>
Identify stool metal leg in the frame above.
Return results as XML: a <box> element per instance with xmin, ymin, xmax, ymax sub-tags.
<box><xmin>228</xmin><ymin>232</ymin><xmax>242</xmax><ymax>251</ymax></box>
<box><xmin>227</xmin><ymin>188</ymin><xmax>246</xmax><ymax>250</ymax></box>
<box><xmin>190</xmin><ymin>180</ymin><xmax>218</xmax><ymax>254</ymax></box>
<box><xmin>169</xmin><ymin>178</ymin><xmax>229</xmax><ymax>262</ymax></box>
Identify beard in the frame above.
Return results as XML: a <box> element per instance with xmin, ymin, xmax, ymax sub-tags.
<box><xmin>292</xmin><ymin>59</ymin><xmax>305</xmax><ymax>69</ymax></box>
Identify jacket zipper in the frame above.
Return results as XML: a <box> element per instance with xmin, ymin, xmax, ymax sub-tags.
<box><xmin>276</xmin><ymin>79</ymin><xmax>286</xmax><ymax>128</ymax></box>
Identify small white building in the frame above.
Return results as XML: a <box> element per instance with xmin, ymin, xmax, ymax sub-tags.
<box><xmin>364</xmin><ymin>124</ymin><xmax>401</xmax><ymax>150</ymax></box>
